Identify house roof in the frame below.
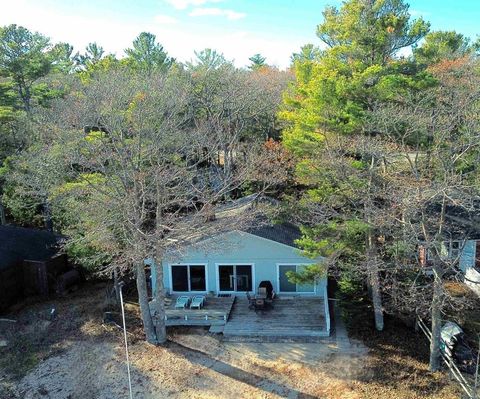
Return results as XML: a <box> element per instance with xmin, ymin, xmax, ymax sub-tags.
<box><xmin>215</xmin><ymin>195</ymin><xmax>302</xmax><ymax>248</ymax></box>
<box><xmin>246</xmin><ymin>223</ymin><xmax>302</xmax><ymax>248</ymax></box>
<box><xmin>0</xmin><ymin>225</ymin><xmax>63</xmax><ymax>270</ymax></box>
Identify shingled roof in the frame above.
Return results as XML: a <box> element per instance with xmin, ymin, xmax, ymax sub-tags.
<box><xmin>214</xmin><ymin>195</ymin><xmax>303</xmax><ymax>248</ymax></box>
<box><xmin>0</xmin><ymin>225</ymin><xmax>63</xmax><ymax>270</ymax></box>
<box><xmin>247</xmin><ymin>222</ymin><xmax>302</xmax><ymax>248</ymax></box>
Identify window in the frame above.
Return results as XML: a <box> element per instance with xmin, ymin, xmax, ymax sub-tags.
<box><xmin>425</xmin><ymin>240</ymin><xmax>463</xmax><ymax>262</ymax></box>
<box><xmin>450</xmin><ymin>241</ymin><xmax>460</xmax><ymax>258</ymax></box>
<box><xmin>439</xmin><ymin>240</ymin><xmax>462</xmax><ymax>260</ymax></box>
<box><xmin>171</xmin><ymin>265</ymin><xmax>206</xmax><ymax>292</ymax></box>
<box><xmin>278</xmin><ymin>264</ymin><xmax>315</xmax><ymax>293</ymax></box>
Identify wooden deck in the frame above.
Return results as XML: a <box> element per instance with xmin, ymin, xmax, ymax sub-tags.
<box><xmin>223</xmin><ymin>297</ymin><xmax>329</xmax><ymax>339</ymax></box>
<box><xmin>156</xmin><ymin>296</ymin><xmax>235</xmax><ymax>326</ymax></box>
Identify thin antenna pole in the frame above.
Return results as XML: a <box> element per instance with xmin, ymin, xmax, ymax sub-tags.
<box><xmin>475</xmin><ymin>334</ymin><xmax>479</xmax><ymax>399</ymax></box>
<box><xmin>119</xmin><ymin>282</ymin><xmax>133</xmax><ymax>399</ymax></box>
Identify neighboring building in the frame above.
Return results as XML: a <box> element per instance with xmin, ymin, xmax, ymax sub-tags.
<box><xmin>151</xmin><ymin>224</ymin><xmax>328</xmax><ymax>299</ymax></box>
<box><xmin>0</xmin><ymin>225</ymin><xmax>65</xmax><ymax>310</ymax></box>
<box><xmin>458</xmin><ymin>240</ymin><xmax>480</xmax><ymax>297</ymax></box>
<box><xmin>420</xmin><ymin>238</ymin><xmax>480</xmax><ymax>297</ymax></box>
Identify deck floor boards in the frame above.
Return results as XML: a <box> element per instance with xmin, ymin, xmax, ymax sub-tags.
<box><xmin>223</xmin><ymin>297</ymin><xmax>328</xmax><ymax>338</ymax></box>
<box><xmin>161</xmin><ymin>296</ymin><xmax>235</xmax><ymax>326</ymax></box>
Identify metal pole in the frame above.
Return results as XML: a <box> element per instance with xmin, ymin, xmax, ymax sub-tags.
<box><xmin>119</xmin><ymin>282</ymin><xmax>133</xmax><ymax>399</ymax></box>
<box><xmin>474</xmin><ymin>334</ymin><xmax>479</xmax><ymax>399</ymax></box>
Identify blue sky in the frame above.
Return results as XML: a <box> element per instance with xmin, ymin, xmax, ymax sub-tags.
<box><xmin>1</xmin><ymin>0</ymin><xmax>479</xmax><ymax>68</ymax></box>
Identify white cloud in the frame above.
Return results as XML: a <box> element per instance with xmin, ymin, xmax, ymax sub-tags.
<box><xmin>0</xmin><ymin>0</ymin><xmax>143</xmax><ymax>56</ymax></box>
<box><xmin>189</xmin><ymin>7</ymin><xmax>246</xmax><ymax>20</ymax></box>
<box><xmin>164</xmin><ymin>0</ymin><xmax>222</xmax><ymax>10</ymax></box>
<box><xmin>154</xmin><ymin>14</ymin><xmax>178</xmax><ymax>24</ymax></box>
<box><xmin>0</xmin><ymin>0</ymin><xmax>313</xmax><ymax>69</ymax></box>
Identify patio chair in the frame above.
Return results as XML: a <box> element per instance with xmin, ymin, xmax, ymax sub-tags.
<box><xmin>254</xmin><ymin>298</ymin><xmax>266</xmax><ymax>311</ymax></box>
<box><xmin>257</xmin><ymin>287</ymin><xmax>267</xmax><ymax>298</ymax></box>
<box><xmin>174</xmin><ymin>296</ymin><xmax>191</xmax><ymax>309</ymax></box>
<box><xmin>190</xmin><ymin>295</ymin><xmax>205</xmax><ymax>309</ymax></box>
<box><xmin>246</xmin><ymin>292</ymin><xmax>255</xmax><ymax>309</ymax></box>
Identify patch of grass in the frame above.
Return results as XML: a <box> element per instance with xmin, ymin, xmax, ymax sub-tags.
<box><xmin>0</xmin><ymin>335</ymin><xmax>41</xmax><ymax>379</ymax></box>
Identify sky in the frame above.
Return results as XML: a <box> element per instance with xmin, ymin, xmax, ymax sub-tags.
<box><xmin>0</xmin><ymin>0</ymin><xmax>479</xmax><ymax>69</ymax></box>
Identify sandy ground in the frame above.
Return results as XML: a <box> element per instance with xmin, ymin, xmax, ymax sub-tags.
<box><xmin>1</xmin><ymin>284</ymin><xmax>460</xmax><ymax>399</ymax></box>
<box><xmin>17</xmin><ymin>330</ymin><xmax>369</xmax><ymax>399</ymax></box>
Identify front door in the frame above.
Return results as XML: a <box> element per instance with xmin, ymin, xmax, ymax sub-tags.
<box><xmin>218</xmin><ymin>265</ymin><xmax>253</xmax><ymax>292</ymax></box>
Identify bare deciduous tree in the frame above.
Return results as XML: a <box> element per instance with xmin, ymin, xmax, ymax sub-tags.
<box><xmin>33</xmin><ymin>67</ymin><xmax>286</xmax><ymax>344</ymax></box>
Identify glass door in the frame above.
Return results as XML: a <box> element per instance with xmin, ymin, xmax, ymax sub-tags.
<box><xmin>235</xmin><ymin>265</ymin><xmax>252</xmax><ymax>292</ymax></box>
<box><xmin>219</xmin><ymin>265</ymin><xmax>235</xmax><ymax>291</ymax></box>
<box><xmin>218</xmin><ymin>265</ymin><xmax>252</xmax><ymax>292</ymax></box>
<box><xmin>278</xmin><ymin>264</ymin><xmax>315</xmax><ymax>293</ymax></box>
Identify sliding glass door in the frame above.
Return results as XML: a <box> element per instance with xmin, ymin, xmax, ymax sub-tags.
<box><xmin>218</xmin><ymin>265</ymin><xmax>253</xmax><ymax>292</ymax></box>
<box><xmin>171</xmin><ymin>265</ymin><xmax>206</xmax><ymax>292</ymax></box>
<box><xmin>278</xmin><ymin>264</ymin><xmax>315</xmax><ymax>293</ymax></box>
<box><xmin>219</xmin><ymin>265</ymin><xmax>234</xmax><ymax>291</ymax></box>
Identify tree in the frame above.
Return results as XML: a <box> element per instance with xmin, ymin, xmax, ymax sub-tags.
<box><xmin>248</xmin><ymin>53</ymin><xmax>266</xmax><ymax>70</ymax></box>
<box><xmin>281</xmin><ymin>0</ymin><xmax>431</xmax><ymax>332</ymax></box>
<box><xmin>290</xmin><ymin>44</ymin><xmax>322</xmax><ymax>64</ymax></box>
<box><xmin>317</xmin><ymin>0</ymin><xmax>430</xmax><ymax>65</ymax></box>
<box><xmin>186</xmin><ymin>48</ymin><xmax>230</xmax><ymax>71</ymax></box>
<box><xmin>50</xmin><ymin>42</ymin><xmax>75</xmax><ymax>73</ymax></box>
<box><xmin>74</xmin><ymin>42</ymin><xmax>105</xmax><ymax>69</ymax></box>
<box><xmin>414</xmin><ymin>30</ymin><xmax>475</xmax><ymax>65</ymax></box>
<box><xmin>125</xmin><ymin>32</ymin><xmax>173</xmax><ymax>74</ymax></box>
<box><xmin>368</xmin><ymin>58</ymin><xmax>480</xmax><ymax>370</ymax></box>
<box><xmin>0</xmin><ymin>25</ymin><xmax>53</xmax><ymax>112</ymax></box>
<box><xmin>24</xmin><ymin>66</ymin><xmax>284</xmax><ymax>344</ymax></box>
<box><xmin>0</xmin><ymin>25</ymin><xmax>72</xmax><ymax>225</ymax></box>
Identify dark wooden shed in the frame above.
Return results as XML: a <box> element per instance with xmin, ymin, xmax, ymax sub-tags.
<box><xmin>0</xmin><ymin>225</ymin><xmax>64</xmax><ymax>311</ymax></box>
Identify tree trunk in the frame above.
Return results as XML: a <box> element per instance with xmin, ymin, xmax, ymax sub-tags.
<box><xmin>0</xmin><ymin>202</ymin><xmax>6</xmax><ymax>225</ymax></box>
<box><xmin>429</xmin><ymin>263</ymin><xmax>443</xmax><ymax>371</ymax></box>
<box><xmin>152</xmin><ymin>257</ymin><xmax>167</xmax><ymax>344</ymax></box>
<box><xmin>367</xmin><ymin>231</ymin><xmax>384</xmax><ymax>331</ymax></box>
<box><xmin>113</xmin><ymin>268</ymin><xmax>121</xmax><ymax>306</ymax></box>
<box><xmin>135</xmin><ymin>262</ymin><xmax>158</xmax><ymax>345</ymax></box>
<box><xmin>43</xmin><ymin>200</ymin><xmax>53</xmax><ymax>231</ymax></box>
<box><xmin>365</xmin><ymin>156</ymin><xmax>384</xmax><ymax>331</ymax></box>
<box><xmin>368</xmin><ymin>259</ymin><xmax>384</xmax><ymax>331</ymax></box>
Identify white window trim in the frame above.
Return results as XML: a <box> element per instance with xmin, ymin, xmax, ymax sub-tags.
<box><xmin>169</xmin><ymin>263</ymin><xmax>208</xmax><ymax>294</ymax></box>
<box><xmin>215</xmin><ymin>263</ymin><xmax>256</xmax><ymax>295</ymax></box>
<box><xmin>276</xmin><ymin>263</ymin><xmax>317</xmax><ymax>294</ymax></box>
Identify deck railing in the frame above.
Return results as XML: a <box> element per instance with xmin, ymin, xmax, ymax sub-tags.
<box><xmin>164</xmin><ymin>313</ymin><xmax>227</xmax><ymax>321</ymax></box>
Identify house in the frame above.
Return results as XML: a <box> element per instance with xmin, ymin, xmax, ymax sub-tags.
<box><xmin>420</xmin><ymin>238</ymin><xmax>480</xmax><ymax>297</ymax></box>
<box><xmin>151</xmin><ymin>223</ymin><xmax>327</xmax><ymax>299</ymax></box>
<box><xmin>149</xmin><ymin>221</ymin><xmax>331</xmax><ymax>337</ymax></box>
<box><xmin>458</xmin><ymin>240</ymin><xmax>480</xmax><ymax>297</ymax></box>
